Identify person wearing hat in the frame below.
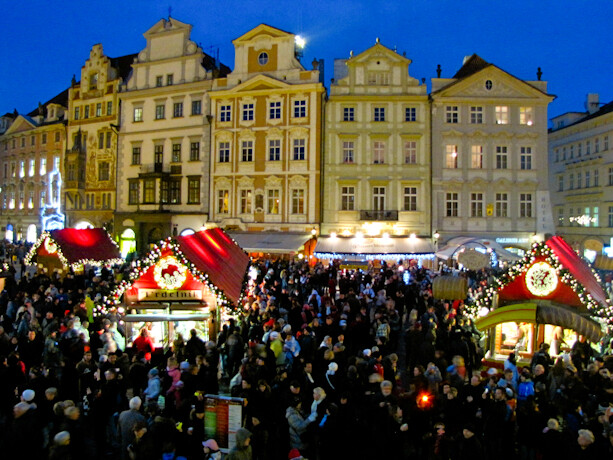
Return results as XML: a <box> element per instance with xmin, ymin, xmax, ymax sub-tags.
<box><xmin>203</xmin><ymin>438</ymin><xmax>222</xmax><ymax>460</ymax></box>
<box><xmin>228</xmin><ymin>427</ymin><xmax>252</xmax><ymax>460</ymax></box>
<box><xmin>456</xmin><ymin>422</ymin><xmax>485</xmax><ymax>460</ymax></box>
<box><xmin>288</xmin><ymin>447</ymin><xmax>304</xmax><ymax>460</ymax></box>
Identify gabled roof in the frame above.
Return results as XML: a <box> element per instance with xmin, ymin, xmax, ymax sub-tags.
<box><xmin>3</xmin><ymin>115</ymin><xmax>38</xmax><ymax>135</ymax></box>
<box><xmin>551</xmin><ymin>100</ymin><xmax>613</xmax><ymax>131</ymax></box>
<box><xmin>176</xmin><ymin>228</ymin><xmax>249</xmax><ymax>305</ymax></box>
<box><xmin>27</xmin><ymin>88</ymin><xmax>69</xmax><ymax>118</ymax></box>
<box><xmin>452</xmin><ymin>54</ymin><xmax>491</xmax><ymax>79</ymax></box>
<box><xmin>347</xmin><ymin>42</ymin><xmax>411</xmax><ymax>66</ymax></box>
<box><xmin>233</xmin><ymin>23</ymin><xmax>293</xmax><ymax>43</ymax></box>
<box><xmin>26</xmin><ymin>228</ymin><xmax>121</xmax><ymax>269</ymax></box>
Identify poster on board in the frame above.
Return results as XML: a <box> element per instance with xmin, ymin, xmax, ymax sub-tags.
<box><xmin>204</xmin><ymin>394</ymin><xmax>244</xmax><ymax>451</ymax></box>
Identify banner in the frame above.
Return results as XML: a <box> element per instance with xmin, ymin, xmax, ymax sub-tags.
<box><xmin>204</xmin><ymin>395</ymin><xmax>244</xmax><ymax>451</ymax></box>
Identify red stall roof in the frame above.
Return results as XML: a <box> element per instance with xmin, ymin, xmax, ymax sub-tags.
<box><xmin>176</xmin><ymin>228</ymin><xmax>250</xmax><ymax>305</ymax></box>
<box><xmin>28</xmin><ymin>228</ymin><xmax>121</xmax><ymax>269</ymax></box>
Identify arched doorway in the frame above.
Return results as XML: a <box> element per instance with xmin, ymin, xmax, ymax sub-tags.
<box><xmin>120</xmin><ymin>228</ymin><xmax>137</xmax><ymax>259</ymax></box>
<box><xmin>26</xmin><ymin>224</ymin><xmax>37</xmax><ymax>244</ymax></box>
<box><xmin>148</xmin><ymin>227</ymin><xmax>163</xmax><ymax>248</ymax></box>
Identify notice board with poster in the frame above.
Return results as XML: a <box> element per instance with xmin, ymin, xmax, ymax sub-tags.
<box><xmin>204</xmin><ymin>395</ymin><xmax>244</xmax><ymax>451</ymax></box>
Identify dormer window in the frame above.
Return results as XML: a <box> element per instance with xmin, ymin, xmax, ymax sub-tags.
<box><xmin>90</xmin><ymin>73</ymin><xmax>98</xmax><ymax>90</ymax></box>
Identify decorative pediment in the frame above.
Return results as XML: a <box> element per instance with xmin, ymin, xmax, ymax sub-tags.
<box><xmin>265</xmin><ymin>175</ymin><xmax>283</xmax><ymax>187</ymax></box>
<box><xmin>348</xmin><ymin>42</ymin><xmax>411</xmax><ymax>67</ymax></box>
<box><xmin>233</xmin><ymin>24</ymin><xmax>293</xmax><ymax>44</ymax></box>
<box><xmin>234</xmin><ymin>74</ymin><xmax>290</xmax><ymax>92</ymax></box>
<box><xmin>4</xmin><ymin>115</ymin><xmax>36</xmax><ymax>135</ymax></box>
<box><xmin>289</xmin><ymin>175</ymin><xmax>308</xmax><ymax>187</ymax></box>
<box><xmin>237</xmin><ymin>176</ymin><xmax>255</xmax><ymax>187</ymax></box>
<box><xmin>144</xmin><ymin>17</ymin><xmax>191</xmax><ymax>37</ymax></box>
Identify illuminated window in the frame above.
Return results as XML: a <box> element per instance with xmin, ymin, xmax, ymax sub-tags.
<box><xmin>471</xmin><ymin>145</ymin><xmax>483</xmax><ymax>169</ymax></box>
<box><xmin>19</xmin><ymin>160</ymin><xmax>25</xmax><ymax>178</ymax></box>
<box><xmin>403</xmin><ymin>187</ymin><xmax>417</xmax><ymax>211</ymax></box>
<box><xmin>496</xmin><ymin>193</ymin><xmax>508</xmax><ymax>217</ymax></box>
<box><xmin>520</xmin><ymin>107</ymin><xmax>533</xmax><ymax>125</ymax></box>
<box><xmin>40</xmin><ymin>158</ymin><xmax>46</xmax><ymax>175</ymax></box>
<box><xmin>28</xmin><ymin>159</ymin><xmax>35</xmax><ymax>177</ymax></box>
<box><xmin>373</xmin><ymin>187</ymin><xmax>386</xmax><ymax>211</ymax></box>
<box><xmin>341</xmin><ymin>186</ymin><xmax>355</xmax><ymax>211</ymax></box>
<box><xmin>217</xmin><ymin>190</ymin><xmax>229</xmax><ymax>214</ymax></box>
<box><xmin>445</xmin><ymin>145</ymin><xmax>458</xmax><ymax>168</ymax></box>
<box><xmin>187</xmin><ymin>178</ymin><xmax>200</xmax><ymax>204</ymax></box>
<box><xmin>240</xmin><ymin>189</ymin><xmax>252</xmax><ymax>214</ymax></box>
<box><xmin>495</xmin><ymin>106</ymin><xmax>508</xmax><ymax>124</ymax></box>
<box><xmin>267</xmin><ymin>189</ymin><xmax>280</xmax><ymax>214</ymax></box>
<box><xmin>133</xmin><ymin>107</ymin><xmax>143</xmax><ymax>122</ymax></box>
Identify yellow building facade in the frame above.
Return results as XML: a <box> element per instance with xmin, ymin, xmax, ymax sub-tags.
<box><xmin>64</xmin><ymin>44</ymin><xmax>136</xmax><ymax>230</ymax></box>
<box><xmin>209</xmin><ymin>24</ymin><xmax>325</xmax><ymax>247</ymax></box>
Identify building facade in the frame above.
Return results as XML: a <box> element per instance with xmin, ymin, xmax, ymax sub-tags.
<box><xmin>431</xmin><ymin>55</ymin><xmax>554</xmax><ymax>256</ymax></box>
<box><xmin>64</xmin><ymin>44</ymin><xmax>136</xmax><ymax>230</ymax></box>
<box><xmin>548</xmin><ymin>94</ymin><xmax>613</xmax><ymax>259</ymax></box>
<box><xmin>115</xmin><ymin>18</ymin><xmax>227</xmax><ymax>256</ymax></box>
<box><xmin>208</xmin><ymin>24</ymin><xmax>325</xmax><ymax>249</ymax></box>
<box><xmin>0</xmin><ymin>92</ymin><xmax>67</xmax><ymax>242</ymax></box>
<box><xmin>321</xmin><ymin>41</ymin><xmax>430</xmax><ymax>244</ymax></box>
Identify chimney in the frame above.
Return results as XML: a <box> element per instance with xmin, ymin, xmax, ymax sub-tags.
<box><xmin>586</xmin><ymin>93</ymin><xmax>600</xmax><ymax>114</ymax></box>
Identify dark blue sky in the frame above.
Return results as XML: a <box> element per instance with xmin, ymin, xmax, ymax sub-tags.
<box><xmin>2</xmin><ymin>0</ymin><xmax>612</xmax><ymax>120</ymax></box>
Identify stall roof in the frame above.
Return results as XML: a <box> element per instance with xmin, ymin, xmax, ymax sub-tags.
<box><xmin>27</xmin><ymin>228</ymin><xmax>121</xmax><ymax>268</ymax></box>
<box><xmin>436</xmin><ymin>237</ymin><xmax>521</xmax><ymax>262</ymax></box>
<box><xmin>228</xmin><ymin>232</ymin><xmax>311</xmax><ymax>254</ymax></box>
<box><xmin>176</xmin><ymin>228</ymin><xmax>250</xmax><ymax>305</ymax></box>
<box><xmin>315</xmin><ymin>236</ymin><xmax>435</xmax><ymax>259</ymax></box>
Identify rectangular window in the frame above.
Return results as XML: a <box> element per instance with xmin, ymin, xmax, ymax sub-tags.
<box><xmin>105</xmin><ymin>132</ymin><xmax>112</xmax><ymax>149</ymax></box>
<box><xmin>609</xmin><ymin>167</ymin><xmax>613</xmax><ymax>186</ymax></box>
<box><xmin>471</xmin><ymin>145</ymin><xmax>483</xmax><ymax>169</ymax></box>
<box><xmin>74</xmin><ymin>107</ymin><xmax>80</xmax><ymax>120</ymax></box>
<box><xmin>586</xmin><ymin>170</ymin><xmax>591</xmax><ymax>188</ymax></box>
<box><xmin>291</xmin><ymin>189</ymin><xmax>305</xmax><ymax>214</ymax></box>
<box><xmin>373</xmin><ymin>187</ymin><xmax>386</xmax><ymax>211</ymax></box>
<box><xmin>31</xmin><ymin>135</ymin><xmax>35</xmax><ymax>146</ymax></box>
<box><xmin>373</xmin><ymin>141</ymin><xmax>385</xmax><ymax>164</ymax></box>
<box><xmin>28</xmin><ymin>159</ymin><xmax>35</xmax><ymax>177</ymax></box>
<box><xmin>343</xmin><ymin>107</ymin><xmax>355</xmax><ymax>122</ymax></box>
<box><xmin>96</xmin><ymin>103</ymin><xmax>102</xmax><ymax>117</ymax></box>
<box><xmin>470</xmin><ymin>193</ymin><xmax>484</xmax><ymax>217</ymax></box>
<box><xmin>191</xmin><ymin>100</ymin><xmax>202</xmax><ymax>116</ymax></box>
<box><xmin>143</xmin><ymin>179</ymin><xmax>155</xmax><ymax>203</ymax></box>
<box><xmin>55</xmin><ymin>132</ymin><xmax>60</xmax><ymax>142</ymax></box>
<box><xmin>403</xmin><ymin>186</ymin><xmax>417</xmax><ymax>211</ymax></box>
<box><xmin>220</xmin><ymin>104</ymin><xmax>231</xmax><ymax>122</ymax></box>
<box><xmin>169</xmin><ymin>179</ymin><xmax>181</xmax><ymax>204</ymax></box>
<box><xmin>132</xmin><ymin>147</ymin><xmax>141</xmax><ymax>165</ymax></box>
<box><xmin>341</xmin><ymin>186</ymin><xmax>355</xmax><ymax>211</ymax></box>
<box><xmin>267</xmin><ymin>189</ymin><xmax>280</xmax><ymax>214</ymax></box>
<box><xmin>404</xmin><ymin>141</ymin><xmax>417</xmax><ymax>164</ymax></box>
<box><xmin>40</xmin><ymin>158</ymin><xmax>46</xmax><ymax>175</ymax></box>
<box><xmin>558</xmin><ymin>208</ymin><xmax>564</xmax><ymax>227</ymax></box>
<box><xmin>294</xmin><ymin>100</ymin><xmax>306</xmax><ymax>118</ymax></box>
<box><xmin>166</xmin><ymin>74</ymin><xmax>173</xmax><ymax>85</ymax></box>
<box><xmin>28</xmin><ymin>190</ymin><xmax>34</xmax><ymax>209</ymax></box>
<box><xmin>446</xmin><ymin>106</ymin><xmax>459</xmax><ymax>123</ymax></box>
<box><xmin>128</xmin><ymin>181</ymin><xmax>139</xmax><ymax>204</ymax></box>
<box><xmin>520</xmin><ymin>193</ymin><xmax>533</xmax><ymax>218</ymax></box>
<box><xmin>342</xmin><ymin>141</ymin><xmax>354</xmax><ymax>164</ymax></box>
<box><xmin>155</xmin><ymin>104</ymin><xmax>165</xmax><ymax>120</ymax></box>
<box><xmin>42</xmin><ymin>133</ymin><xmax>47</xmax><ymax>144</ymax></box>
<box><xmin>156</xmin><ymin>76</ymin><xmax>163</xmax><ymax>87</ymax></box>
<box><xmin>173</xmin><ymin>102</ymin><xmax>183</xmax><ymax>118</ymax></box>
<box><xmin>586</xmin><ymin>140</ymin><xmax>591</xmax><ymax>154</ymax></box>
<box><xmin>98</xmin><ymin>162</ymin><xmax>110</xmax><ymax>181</ymax></box>
<box><xmin>219</xmin><ymin>142</ymin><xmax>230</xmax><ymax>163</ymax></box>
<box><xmin>242</xmin><ymin>140</ymin><xmax>253</xmax><ymax>162</ymax></box>
<box><xmin>445</xmin><ymin>145</ymin><xmax>458</xmax><ymax>168</ymax></box>
<box><xmin>133</xmin><ymin>107</ymin><xmax>143</xmax><ymax>122</ymax></box>
<box><xmin>67</xmin><ymin>163</ymin><xmax>76</xmax><ymax>181</ymax></box>
<box><xmin>107</xmin><ymin>101</ymin><xmax>112</xmax><ymax>115</ymax></box>
<box><xmin>268</xmin><ymin>139</ymin><xmax>281</xmax><ymax>161</ymax></box>
<box><xmin>240</xmin><ymin>190</ymin><xmax>252</xmax><ymax>214</ymax></box>
<box><xmin>40</xmin><ymin>190</ymin><xmax>46</xmax><ymax>208</ymax></box>
<box><xmin>470</xmin><ymin>106</ymin><xmax>483</xmax><ymax>124</ymax></box>
<box><xmin>373</xmin><ymin>107</ymin><xmax>385</xmax><ymax>122</ymax></box>
<box><xmin>495</xmin><ymin>106</ymin><xmax>509</xmax><ymax>124</ymax></box>
<box><xmin>578</xmin><ymin>143</ymin><xmax>583</xmax><ymax>156</ymax></box>
<box><xmin>595</xmin><ymin>138</ymin><xmax>600</xmax><ymax>153</ymax></box>
<box><xmin>595</xmin><ymin>169</ymin><xmax>599</xmax><ymax>186</ymax></box>
<box><xmin>84</xmin><ymin>105</ymin><xmax>90</xmax><ymax>119</ymax></box>
<box><xmin>190</xmin><ymin>142</ymin><xmax>200</xmax><ymax>161</ymax></box>
<box><xmin>405</xmin><ymin>107</ymin><xmax>416</xmax><ymax>122</ymax></box>
<box><xmin>570</xmin><ymin>145</ymin><xmax>575</xmax><ymax>158</ymax></box>
<box><xmin>21</xmin><ymin>137</ymin><xmax>25</xmax><ymax>148</ymax></box>
<box><xmin>577</xmin><ymin>172</ymin><xmax>582</xmax><ymax>189</ymax></box>
<box><xmin>242</xmin><ymin>103</ymin><xmax>254</xmax><ymax>121</ymax></box>
<box><xmin>19</xmin><ymin>160</ymin><xmax>25</xmax><ymax>177</ymax></box>
<box><xmin>520</xmin><ymin>147</ymin><xmax>532</xmax><ymax>170</ymax></box>
<box><xmin>605</xmin><ymin>136</ymin><xmax>609</xmax><ymax>151</ymax></box>
<box><xmin>609</xmin><ymin>206</ymin><xmax>613</xmax><ymax>228</ymax></box>
<box><xmin>172</xmin><ymin>143</ymin><xmax>181</xmax><ymax>162</ymax></box>
<box><xmin>496</xmin><ymin>146</ymin><xmax>508</xmax><ymax>169</ymax></box>
<box><xmin>446</xmin><ymin>192</ymin><xmax>459</xmax><ymax>217</ymax></box>
<box><xmin>558</xmin><ymin>175</ymin><xmax>564</xmax><ymax>191</ymax></box>
<box><xmin>569</xmin><ymin>173</ymin><xmax>574</xmax><ymax>190</ymax></box>
<box><xmin>98</xmin><ymin>133</ymin><xmax>104</xmax><ymax>149</ymax></box>
<box><xmin>154</xmin><ymin>145</ymin><xmax>163</xmax><ymax>167</ymax></box>
<box><xmin>160</xmin><ymin>180</ymin><xmax>169</xmax><ymax>204</ymax></box>
<box><xmin>495</xmin><ymin>193</ymin><xmax>508</xmax><ymax>217</ymax></box>
<box><xmin>293</xmin><ymin>139</ymin><xmax>306</xmax><ymax>160</ymax></box>
<box><xmin>519</xmin><ymin>107</ymin><xmax>533</xmax><ymax>125</ymax></box>
<box><xmin>217</xmin><ymin>190</ymin><xmax>229</xmax><ymax>213</ymax></box>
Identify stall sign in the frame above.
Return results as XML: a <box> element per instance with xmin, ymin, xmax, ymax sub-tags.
<box><xmin>137</xmin><ymin>289</ymin><xmax>203</xmax><ymax>301</ymax></box>
<box><xmin>204</xmin><ymin>395</ymin><xmax>244</xmax><ymax>452</ymax></box>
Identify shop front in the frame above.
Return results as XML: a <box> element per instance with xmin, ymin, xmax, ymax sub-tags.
<box><xmin>472</xmin><ymin>236</ymin><xmax>608</xmax><ymax>365</ymax></box>
<box><xmin>103</xmin><ymin>228</ymin><xmax>250</xmax><ymax>349</ymax></box>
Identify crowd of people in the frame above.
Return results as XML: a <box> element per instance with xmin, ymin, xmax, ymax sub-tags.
<box><xmin>0</xmin><ymin>242</ymin><xmax>612</xmax><ymax>459</ymax></box>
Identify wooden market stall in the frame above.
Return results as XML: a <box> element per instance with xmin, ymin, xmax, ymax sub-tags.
<box><xmin>104</xmin><ymin>228</ymin><xmax>250</xmax><ymax>350</ymax></box>
<box><xmin>25</xmin><ymin>228</ymin><xmax>122</xmax><ymax>273</ymax></box>
<box><xmin>473</xmin><ymin>236</ymin><xmax>608</xmax><ymax>365</ymax></box>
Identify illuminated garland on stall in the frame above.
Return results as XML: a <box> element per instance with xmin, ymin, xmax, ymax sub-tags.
<box><xmin>95</xmin><ymin>237</ymin><xmax>244</xmax><ymax>317</ymax></box>
<box><xmin>314</xmin><ymin>252</ymin><xmax>435</xmax><ymax>261</ymax></box>
<box><xmin>24</xmin><ymin>230</ymin><xmax>123</xmax><ymax>270</ymax></box>
<box><xmin>465</xmin><ymin>241</ymin><xmax>613</xmax><ymax>324</ymax></box>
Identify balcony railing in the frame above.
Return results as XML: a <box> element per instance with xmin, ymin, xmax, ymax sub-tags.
<box><xmin>139</xmin><ymin>163</ymin><xmax>170</xmax><ymax>176</ymax></box>
<box><xmin>359</xmin><ymin>210</ymin><xmax>398</xmax><ymax>221</ymax></box>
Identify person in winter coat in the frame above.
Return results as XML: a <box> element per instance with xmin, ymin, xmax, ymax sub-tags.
<box><xmin>143</xmin><ymin>368</ymin><xmax>161</xmax><ymax>406</ymax></box>
<box><xmin>285</xmin><ymin>398</ymin><xmax>317</xmax><ymax>451</ymax></box>
<box><xmin>203</xmin><ymin>438</ymin><xmax>223</xmax><ymax>460</ymax></box>
<box><xmin>228</xmin><ymin>427</ymin><xmax>252</xmax><ymax>460</ymax></box>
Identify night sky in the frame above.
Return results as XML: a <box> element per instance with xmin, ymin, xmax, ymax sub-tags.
<box><xmin>2</xmin><ymin>0</ymin><xmax>612</xmax><ymax>121</ymax></box>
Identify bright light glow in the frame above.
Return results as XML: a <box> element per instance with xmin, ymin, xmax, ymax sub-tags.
<box><xmin>409</xmin><ymin>233</ymin><xmax>416</xmax><ymax>239</ymax></box>
<box><xmin>382</xmin><ymin>232</ymin><xmax>390</xmax><ymax>239</ymax></box>
<box><xmin>433</xmin><ymin>232</ymin><xmax>440</xmax><ymax>240</ymax></box>
<box><xmin>584</xmin><ymin>249</ymin><xmax>597</xmax><ymax>263</ymax></box>
<box><xmin>342</xmin><ymin>229</ymin><xmax>352</xmax><ymax>237</ymax></box>
<box><xmin>75</xmin><ymin>221</ymin><xmax>94</xmax><ymax>230</ymax></box>
<box><xmin>355</xmin><ymin>232</ymin><xmax>364</xmax><ymax>239</ymax></box>
<box><xmin>295</xmin><ymin>35</ymin><xmax>306</xmax><ymax>48</ymax></box>
<box><xmin>311</xmin><ymin>227</ymin><xmax>317</xmax><ymax>236</ymax></box>
<box><xmin>248</xmin><ymin>266</ymin><xmax>258</xmax><ymax>280</ymax></box>
<box><xmin>363</xmin><ymin>222</ymin><xmax>381</xmax><ymax>236</ymax></box>
<box><xmin>330</xmin><ymin>232</ymin><xmax>337</xmax><ymax>239</ymax></box>
<box><xmin>298</xmin><ymin>253</ymin><xmax>304</xmax><ymax>259</ymax></box>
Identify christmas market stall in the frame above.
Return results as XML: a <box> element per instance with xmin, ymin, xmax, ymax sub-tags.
<box><xmin>101</xmin><ymin>228</ymin><xmax>250</xmax><ymax>349</ymax></box>
<box><xmin>471</xmin><ymin>236</ymin><xmax>610</xmax><ymax>365</ymax></box>
<box><xmin>25</xmin><ymin>228</ymin><xmax>122</xmax><ymax>273</ymax></box>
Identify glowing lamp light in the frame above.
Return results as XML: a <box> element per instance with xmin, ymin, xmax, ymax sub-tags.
<box><xmin>330</xmin><ymin>232</ymin><xmax>337</xmax><ymax>239</ymax></box>
<box><xmin>382</xmin><ymin>232</ymin><xmax>390</xmax><ymax>239</ymax></box>
<box><xmin>295</xmin><ymin>35</ymin><xmax>306</xmax><ymax>48</ymax></box>
<box><xmin>342</xmin><ymin>229</ymin><xmax>352</xmax><ymax>237</ymax></box>
<box><xmin>355</xmin><ymin>232</ymin><xmax>364</xmax><ymax>239</ymax></box>
<box><xmin>409</xmin><ymin>233</ymin><xmax>416</xmax><ymax>239</ymax></box>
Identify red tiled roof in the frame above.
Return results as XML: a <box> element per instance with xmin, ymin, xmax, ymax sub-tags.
<box><xmin>49</xmin><ymin>228</ymin><xmax>120</xmax><ymax>266</ymax></box>
<box><xmin>176</xmin><ymin>228</ymin><xmax>249</xmax><ymax>304</ymax></box>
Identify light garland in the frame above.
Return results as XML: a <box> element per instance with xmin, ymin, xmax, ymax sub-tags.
<box><xmin>152</xmin><ymin>256</ymin><xmax>188</xmax><ymax>290</ymax></box>
<box><xmin>466</xmin><ymin>241</ymin><xmax>613</xmax><ymax>325</ymax></box>
<box><xmin>314</xmin><ymin>252</ymin><xmax>435</xmax><ymax>261</ymax></box>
